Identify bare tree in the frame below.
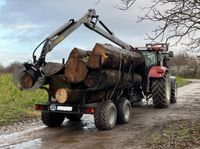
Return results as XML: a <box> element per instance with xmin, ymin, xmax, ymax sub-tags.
<box><xmin>120</xmin><ymin>0</ymin><xmax>200</xmax><ymax>51</ymax></box>
<box><xmin>0</xmin><ymin>62</ymin><xmax>21</xmax><ymax>73</ymax></box>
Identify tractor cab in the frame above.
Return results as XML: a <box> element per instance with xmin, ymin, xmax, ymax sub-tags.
<box><xmin>137</xmin><ymin>43</ymin><xmax>173</xmax><ymax>69</ymax></box>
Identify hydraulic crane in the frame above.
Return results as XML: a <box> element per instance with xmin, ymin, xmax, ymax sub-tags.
<box><xmin>14</xmin><ymin>9</ymin><xmax>132</xmax><ymax>91</ymax></box>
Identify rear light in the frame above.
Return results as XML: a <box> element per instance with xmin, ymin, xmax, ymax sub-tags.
<box><xmin>157</xmin><ymin>69</ymin><xmax>164</xmax><ymax>73</ymax></box>
<box><xmin>85</xmin><ymin>107</ymin><xmax>95</xmax><ymax>114</ymax></box>
<box><xmin>34</xmin><ymin>104</ymin><xmax>48</xmax><ymax>111</ymax></box>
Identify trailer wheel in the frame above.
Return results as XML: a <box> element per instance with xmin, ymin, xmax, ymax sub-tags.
<box><xmin>116</xmin><ymin>98</ymin><xmax>132</xmax><ymax>124</ymax></box>
<box><xmin>41</xmin><ymin>111</ymin><xmax>65</xmax><ymax>127</ymax></box>
<box><xmin>94</xmin><ymin>101</ymin><xmax>117</xmax><ymax>130</ymax></box>
<box><xmin>170</xmin><ymin>79</ymin><xmax>177</xmax><ymax>103</ymax></box>
<box><xmin>66</xmin><ymin>114</ymin><xmax>83</xmax><ymax>121</ymax></box>
<box><xmin>151</xmin><ymin>73</ymin><xmax>171</xmax><ymax>108</ymax></box>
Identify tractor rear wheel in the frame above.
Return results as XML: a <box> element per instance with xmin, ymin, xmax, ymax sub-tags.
<box><xmin>116</xmin><ymin>98</ymin><xmax>132</xmax><ymax>124</ymax></box>
<box><xmin>41</xmin><ymin>111</ymin><xmax>65</xmax><ymax>127</ymax></box>
<box><xmin>151</xmin><ymin>73</ymin><xmax>171</xmax><ymax>108</ymax></box>
<box><xmin>66</xmin><ymin>113</ymin><xmax>83</xmax><ymax>121</ymax></box>
<box><xmin>170</xmin><ymin>79</ymin><xmax>177</xmax><ymax>103</ymax></box>
<box><xmin>94</xmin><ymin>101</ymin><xmax>117</xmax><ymax>130</ymax></box>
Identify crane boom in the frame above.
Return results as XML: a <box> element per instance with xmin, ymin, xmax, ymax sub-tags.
<box><xmin>36</xmin><ymin>9</ymin><xmax>132</xmax><ymax>65</ymax></box>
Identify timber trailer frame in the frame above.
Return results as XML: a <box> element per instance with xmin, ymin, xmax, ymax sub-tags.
<box><xmin>14</xmin><ymin>9</ymin><xmax>177</xmax><ymax>130</ymax></box>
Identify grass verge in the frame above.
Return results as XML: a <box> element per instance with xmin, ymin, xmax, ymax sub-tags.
<box><xmin>176</xmin><ymin>76</ymin><xmax>190</xmax><ymax>87</ymax></box>
<box><xmin>0</xmin><ymin>74</ymin><xmax>47</xmax><ymax>126</ymax></box>
<box><xmin>145</xmin><ymin>120</ymin><xmax>200</xmax><ymax>149</ymax></box>
<box><xmin>143</xmin><ymin>77</ymin><xmax>195</xmax><ymax>149</ymax></box>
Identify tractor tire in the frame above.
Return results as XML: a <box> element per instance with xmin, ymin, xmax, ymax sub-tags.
<box><xmin>94</xmin><ymin>101</ymin><xmax>117</xmax><ymax>130</ymax></box>
<box><xmin>170</xmin><ymin>79</ymin><xmax>177</xmax><ymax>103</ymax></box>
<box><xmin>41</xmin><ymin>111</ymin><xmax>65</xmax><ymax>127</ymax></box>
<box><xmin>66</xmin><ymin>113</ymin><xmax>83</xmax><ymax>121</ymax></box>
<box><xmin>152</xmin><ymin>73</ymin><xmax>171</xmax><ymax>108</ymax></box>
<box><xmin>116</xmin><ymin>98</ymin><xmax>132</xmax><ymax>124</ymax></box>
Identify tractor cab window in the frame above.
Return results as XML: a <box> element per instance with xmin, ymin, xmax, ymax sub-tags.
<box><xmin>141</xmin><ymin>51</ymin><xmax>158</xmax><ymax>67</ymax></box>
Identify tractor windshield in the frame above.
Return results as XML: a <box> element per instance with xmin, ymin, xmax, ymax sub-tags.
<box><xmin>141</xmin><ymin>51</ymin><xmax>158</xmax><ymax>67</ymax></box>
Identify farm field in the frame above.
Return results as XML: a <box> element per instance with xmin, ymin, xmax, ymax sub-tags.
<box><xmin>0</xmin><ymin>74</ymin><xmax>47</xmax><ymax>125</ymax></box>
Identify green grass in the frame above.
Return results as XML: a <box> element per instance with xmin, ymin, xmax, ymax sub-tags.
<box><xmin>176</xmin><ymin>76</ymin><xmax>189</xmax><ymax>87</ymax></box>
<box><xmin>0</xmin><ymin>74</ymin><xmax>47</xmax><ymax>126</ymax></box>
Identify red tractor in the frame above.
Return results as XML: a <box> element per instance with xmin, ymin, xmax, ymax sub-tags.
<box><xmin>134</xmin><ymin>43</ymin><xmax>177</xmax><ymax>108</ymax></box>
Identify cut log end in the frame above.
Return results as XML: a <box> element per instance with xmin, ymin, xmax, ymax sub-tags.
<box><xmin>20</xmin><ymin>73</ymin><xmax>34</xmax><ymax>89</ymax></box>
<box><xmin>87</xmin><ymin>54</ymin><xmax>107</xmax><ymax>69</ymax></box>
<box><xmin>68</xmin><ymin>48</ymin><xmax>91</xmax><ymax>60</ymax></box>
<box><xmin>92</xmin><ymin>43</ymin><xmax>106</xmax><ymax>55</ymax></box>
<box><xmin>55</xmin><ymin>88</ymin><xmax>83</xmax><ymax>104</ymax></box>
<box><xmin>65</xmin><ymin>59</ymin><xmax>88</xmax><ymax>83</ymax></box>
<box><xmin>55</xmin><ymin>88</ymin><xmax>68</xmax><ymax>103</ymax></box>
<box><xmin>69</xmin><ymin>48</ymin><xmax>81</xmax><ymax>59</ymax></box>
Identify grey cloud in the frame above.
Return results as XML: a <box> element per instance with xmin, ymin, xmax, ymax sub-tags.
<box><xmin>0</xmin><ymin>0</ymin><xmax>154</xmax><ymax>43</ymax></box>
<box><xmin>0</xmin><ymin>0</ymin><xmax>159</xmax><ymax>66</ymax></box>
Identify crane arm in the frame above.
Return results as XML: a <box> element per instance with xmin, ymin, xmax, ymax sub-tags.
<box><xmin>36</xmin><ymin>9</ymin><xmax>132</xmax><ymax>65</ymax></box>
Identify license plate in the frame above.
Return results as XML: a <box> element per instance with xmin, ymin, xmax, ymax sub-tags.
<box><xmin>57</xmin><ymin>106</ymin><xmax>72</xmax><ymax>111</ymax></box>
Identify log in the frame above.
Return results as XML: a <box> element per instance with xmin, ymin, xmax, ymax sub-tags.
<box><xmin>87</xmin><ymin>43</ymin><xmax>144</xmax><ymax>69</ymax></box>
<box><xmin>84</xmin><ymin>69</ymin><xmax>142</xmax><ymax>89</ymax></box>
<box><xmin>65</xmin><ymin>59</ymin><xmax>88</xmax><ymax>83</ymax></box>
<box><xmin>55</xmin><ymin>88</ymin><xmax>83</xmax><ymax>104</ymax></box>
<box><xmin>86</xmin><ymin>90</ymin><xmax>113</xmax><ymax>103</ymax></box>
<box><xmin>49</xmin><ymin>75</ymin><xmax>70</xmax><ymax>98</ymax></box>
<box><xmin>68</xmin><ymin>47</ymin><xmax>91</xmax><ymax>60</ymax></box>
<box><xmin>55</xmin><ymin>88</ymin><xmax>114</xmax><ymax>104</ymax></box>
<box><xmin>20</xmin><ymin>73</ymin><xmax>34</xmax><ymax>89</ymax></box>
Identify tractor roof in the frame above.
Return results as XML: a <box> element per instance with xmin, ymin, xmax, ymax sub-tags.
<box><xmin>133</xmin><ymin>43</ymin><xmax>169</xmax><ymax>52</ymax></box>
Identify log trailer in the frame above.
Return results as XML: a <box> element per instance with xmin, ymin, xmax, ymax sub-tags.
<box><xmin>13</xmin><ymin>9</ymin><xmax>177</xmax><ymax>130</ymax></box>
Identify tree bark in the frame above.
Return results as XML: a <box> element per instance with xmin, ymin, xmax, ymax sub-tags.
<box><xmin>65</xmin><ymin>59</ymin><xmax>88</xmax><ymax>83</ymax></box>
<box><xmin>86</xmin><ymin>89</ymin><xmax>113</xmax><ymax>103</ymax></box>
<box><xmin>84</xmin><ymin>69</ymin><xmax>142</xmax><ymax>89</ymax></box>
<box><xmin>87</xmin><ymin>43</ymin><xmax>144</xmax><ymax>69</ymax></box>
<box><xmin>68</xmin><ymin>48</ymin><xmax>91</xmax><ymax>60</ymax></box>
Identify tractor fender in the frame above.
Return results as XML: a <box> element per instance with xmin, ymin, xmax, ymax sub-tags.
<box><xmin>148</xmin><ymin>66</ymin><xmax>168</xmax><ymax>78</ymax></box>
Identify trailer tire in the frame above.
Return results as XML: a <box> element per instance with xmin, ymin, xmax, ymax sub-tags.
<box><xmin>170</xmin><ymin>79</ymin><xmax>177</xmax><ymax>103</ymax></box>
<box><xmin>66</xmin><ymin>114</ymin><xmax>83</xmax><ymax>121</ymax></box>
<box><xmin>94</xmin><ymin>101</ymin><xmax>117</xmax><ymax>130</ymax></box>
<box><xmin>116</xmin><ymin>98</ymin><xmax>132</xmax><ymax>124</ymax></box>
<box><xmin>41</xmin><ymin>111</ymin><xmax>65</xmax><ymax>127</ymax></box>
<box><xmin>152</xmin><ymin>73</ymin><xmax>171</xmax><ymax>108</ymax></box>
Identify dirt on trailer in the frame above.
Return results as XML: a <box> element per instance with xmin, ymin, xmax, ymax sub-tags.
<box><xmin>0</xmin><ymin>80</ymin><xmax>200</xmax><ymax>149</ymax></box>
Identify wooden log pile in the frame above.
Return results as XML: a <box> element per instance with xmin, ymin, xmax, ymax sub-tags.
<box><xmin>23</xmin><ymin>43</ymin><xmax>144</xmax><ymax>104</ymax></box>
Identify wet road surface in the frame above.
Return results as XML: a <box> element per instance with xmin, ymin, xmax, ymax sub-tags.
<box><xmin>0</xmin><ymin>80</ymin><xmax>200</xmax><ymax>149</ymax></box>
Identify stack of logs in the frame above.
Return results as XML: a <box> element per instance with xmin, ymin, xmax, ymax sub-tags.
<box><xmin>49</xmin><ymin>43</ymin><xmax>144</xmax><ymax>104</ymax></box>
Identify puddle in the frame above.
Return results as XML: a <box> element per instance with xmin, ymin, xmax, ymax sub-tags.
<box><xmin>1</xmin><ymin>138</ymin><xmax>41</xmax><ymax>149</ymax></box>
<box><xmin>0</xmin><ymin>125</ymin><xmax>45</xmax><ymax>147</ymax></box>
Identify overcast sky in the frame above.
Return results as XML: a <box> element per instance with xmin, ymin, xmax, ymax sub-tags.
<box><xmin>0</xmin><ymin>0</ymin><xmax>181</xmax><ymax>66</ymax></box>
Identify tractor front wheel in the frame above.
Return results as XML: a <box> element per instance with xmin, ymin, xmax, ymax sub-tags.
<box><xmin>170</xmin><ymin>78</ymin><xmax>177</xmax><ymax>103</ymax></box>
<box><xmin>151</xmin><ymin>73</ymin><xmax>171</xmax><ymax>108</ymax></box>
